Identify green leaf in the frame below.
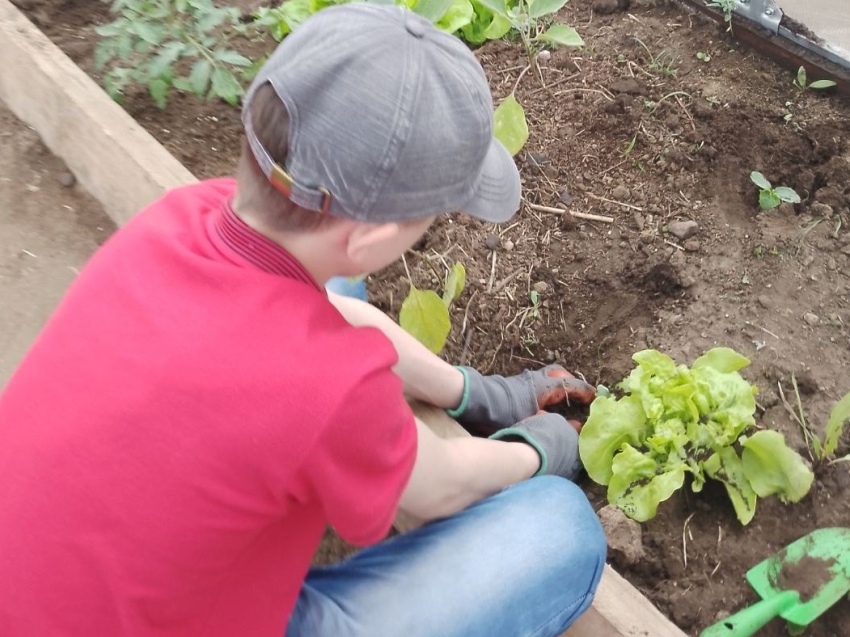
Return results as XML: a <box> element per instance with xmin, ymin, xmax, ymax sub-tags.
<box><xmin>133</xmin><ymin>22</ymin><xmax>165</xmax><ymax>45</ymax></box>
<box><xmin>528</xmin><ymin>0</ymin><xmax>569</xmax><ymax>19</ymax></box>
<box><xmin>774</xmin><ymin>187</ymin><xmax>800</xmax><ymax>204</ymax></box>
<box><xmin>796</xmin><ymin>66</ymin><xmax>807</xmax><ymax>88</ymax></box>
<box><xmin>148</xmin><ymin>41</ymin><xmax>185</xmax><ymax>78</ymax></box>
<box><xmin>749</xmin><ymin>171</ymin><xmax>772</xmax><ymax>191</ymax></box>
<box><xmin>413</xmin><ymin>0</ymin><xmax>456</xmax><ymax>22</ymax></box>
<box><xmin>172</xmin><ymin>77</ymin><xmax>194</xmax><ymax>92</ymax></box>
<box><xmin>189</xmin><ymin>59</ymin><xmax>213</xmax><ymax>96</ymax></box>
<box><xmin>759</xmin><ymin>189</ymin><xmax>781</xmax><ymax>210</ymax></box>
<box><xmin>823</xmin><ymin>390</ymin><xmax>850</xmax><ymax>458</ymax></box>
<box><xmin>692</xmin><ymin>347</ymin><xmax>750</xmax><ymax>373</ymax></box>
<box><xmin>607</xmin><ymin>444</ymin><xmax>687</xmax><ymax>522</ymax></box>
<box><xmin>442</xmin><ymin>262</ymin><xmax>466</xmax><ymax>307</ymax></box>
<box><xmin>579</xmin><ymin>395</ymin><xmax>649</xmax><ymax>485</ymax></box>
<box><xmin>474</xmin><ymin>0</ymin><xmax>508</xmax><ymax>17</ymax></box>
<box><xmin>399</xmin><ymin>286</ymin><xmax>452</xmax><ymax>354</ymax></box>
<box><xmin>148</xmin><ymin>78</ymin><xmax>169</xmax><ymax>109</ymax></box>
<box><xmin>809</xmin><ymin>79</ymin><xmax>837</xmax><ymax>90</ymax></box>
<box><xmin>210</xmin><ymin>67</ymin><xmax>243</xmax><ymax>105</ymax></box>
<box><xmin>742</xmin><ymin>430</ymin><xmax>814</xmax><ymax>503</ymax></box>
<box><xmin>434</xmin><ymin>0</ymin><xmax>475</xmax><ymax>33</ymax></box>
<box><xmin>537</xmin><ymin>24</ymin><xmax>584</xmax><ymax>47</ymax></box>
<box><xmin>704</xmin><ymin>446</ymin><xmax>758</xmax><ymax>525</ymax></box>
<box><xmin>94</xmin><ymin>41</ymin><xmax>116</xmax><ymax>71</ymax></box>
<box><xmin>493</xmin><ymin>93</ymin><xmax>528</xmax><ymax>156</ymax></box>
<box><xmin>197</xmin><ymin>8</ymin><xmax>227</xmax><ymax>33</ymax></box>
<box><xmin>214</xmin><ymin>49</ymin><xmax>253</xmax><ymax>67</ymax></box>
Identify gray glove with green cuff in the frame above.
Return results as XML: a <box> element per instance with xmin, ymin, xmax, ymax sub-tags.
<box><xmin>447</xmin><ymin>365</ymin><xmax>596</xmax><ymax>434</ymax></box>
<box><xmin>489</xmin><ymin>412</ymin><xmax>582</xmax><ymax>480</ymax></box>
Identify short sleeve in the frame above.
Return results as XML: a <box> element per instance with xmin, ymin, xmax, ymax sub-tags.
<box><xmin>302</xmin><ymin>345</ymin><xmax>417</xmax><ymax>546</ymax></box>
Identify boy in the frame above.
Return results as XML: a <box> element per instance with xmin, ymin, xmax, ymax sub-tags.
<box><xmin>0</xmin><ymin>5</ymin><xmax>605</xmax><ymax>636</ymax></box>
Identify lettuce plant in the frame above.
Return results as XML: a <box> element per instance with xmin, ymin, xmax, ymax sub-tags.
<box><xmin>579</xmin><ymin>348</ymin><xmax>814</xmax><ymax>525</ymax></box>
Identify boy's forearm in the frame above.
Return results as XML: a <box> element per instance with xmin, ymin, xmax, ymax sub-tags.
<box><xmin>328</xmin><ymin>292</ymin><xmax>464</xmax><ymax>409</ymax></box>
<box><xmin>398</xmin><ymin>418</ymin><xmax>539</xmax><ymax>523</ymax></box>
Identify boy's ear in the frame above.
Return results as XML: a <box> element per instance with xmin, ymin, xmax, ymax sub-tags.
<box><xmin>344</xmin><ymin>221</ymin><xmax>400</xmax><ymax>264</ymax></box>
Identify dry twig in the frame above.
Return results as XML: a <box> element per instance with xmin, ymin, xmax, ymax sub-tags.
<box><xmin>526</xmin><ymin>202</ymin><xmax>614</xmax><ymax>223</ymax></box>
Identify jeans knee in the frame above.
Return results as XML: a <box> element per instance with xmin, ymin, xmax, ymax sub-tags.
<box><xmin>526</xmin><ymin>476</ymin><xmax>607</xmax><ymax>571</ymax></box>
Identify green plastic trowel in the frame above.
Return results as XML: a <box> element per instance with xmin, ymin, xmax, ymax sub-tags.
<box><xmin>701</xmin><ymin>527</ymin><xmax>850</xmax><ymax>637</ymax></box>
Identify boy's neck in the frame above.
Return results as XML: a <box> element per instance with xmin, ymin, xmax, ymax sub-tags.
<box><xmin>231</xmin><ymin>203</ymin><xmax>345</xmax><ymax>286</ymax></box>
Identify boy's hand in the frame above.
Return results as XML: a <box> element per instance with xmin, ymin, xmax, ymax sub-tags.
<box><xmin>489</xmin><ymin>412</ymin><xmax>582</xmax><ymax>480</ymax></box>
<box><xmin>447</xmin><ymin>365</ymin><xmax>596</xmax><ymax>433</ymax></box>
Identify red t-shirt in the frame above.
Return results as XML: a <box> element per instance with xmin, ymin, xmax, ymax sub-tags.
<box><xmin>0</xmin><ymin>179</ymin><xmax>417</xmax><ymax>636</ymax></box>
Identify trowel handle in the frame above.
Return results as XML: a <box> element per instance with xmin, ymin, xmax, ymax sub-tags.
<box><xmin>699</xmin><ymin>590</ymin><xmax>801</xmax><ymax>637</ymax></box>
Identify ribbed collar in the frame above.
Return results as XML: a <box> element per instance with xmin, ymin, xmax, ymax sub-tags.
<box><xmin>213</xmin><ymin>201</ymin><xmax>321</xmax><ymax>290</ymax></box>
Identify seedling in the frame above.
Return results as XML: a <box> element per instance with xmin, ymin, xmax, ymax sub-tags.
<box><xmin>696</xmin><ymin>51</ymin><xmax>711</xmax><ymax>63</ymax></box>
<box><xmin>749</xmin><ymin>171</ymin><xmax>801</xmax><ymax>210</ymax></box>
<box><xmin>706</xmin><ymin>0</ymin><xmax>736</xmax><ymax>31</ymax></box>
<box><xmin>793</xmin><ymin>66</ymin><xmax>837</xmax><ymax>91</ymax></box>
<box><xmin>477</xmin><ymin>0</ymin><xmax>583</xmax><ymax>82</ymax></box>
<box><xmin>399</xmin><ymin>261</ymin><xmax>466</xmax><ymax>354</ymax></box>
<box><xmin>95</xmin><ymin>0</ymin><xmax>259</xmax><ymax>107</ymax></box>
<box><xmin>779</xmin><ymin>376</ymin><xmax>850</xmax><ymax>467</ymax></box>
<box><xmin>632</xmin><ymin>38</ymin><xmax>678</xmax><ymax>77</ymax></box>
<box><xmin>579</xmin><ymin>348</ymin><xmax>813</xmax><ymax>524</ymax></box>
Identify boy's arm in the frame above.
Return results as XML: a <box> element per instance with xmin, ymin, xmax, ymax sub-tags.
<box><xmin>327</xmin><ymin>291</ymin><xmax>465</xmax><ymax>408</ymax></box>
<box><xmin>397</xmin><ymin>417</ymin><xmax>540</xmax><ymax>522</ymax></box>
<box><xmin>328</xmin><ymin>292</ymin><xmax>596</xmax><ymax>430</ymax></box>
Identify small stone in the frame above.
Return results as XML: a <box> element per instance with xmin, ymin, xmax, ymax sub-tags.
<box><xmin>842</xmin><ymin>245</ymin><xmax>850</xmax><ymax>257</ymax></box>
<box><xmin>532</xmin><ymin>281</ymin><xmax>549</xmax><ymax>294</ymax></box>
<box><xmin>683</xmin><ymin>239</ymin><xmax>700</xmax><ymax>252</ymax></box>
<box><xmin>545</xmin><ymin>349</ymin><xmax>555</xmax><ymax>362</ymax></box>
<box><xmin>537</xmin><ymin>50</ymin><xmax>551</xmax><ymax>62</ymax></box>
<box><xmin>612</xmin><ymin>184</ymin><xmax>630</xmax><ymax>200</ymax></box>
<box><xmin>827</xmin><ymin>257</ymin><xmax>837</xmax><ymax>271</ymax></box>
<box><xmin>639</xmin><ymin>232</ymin><xmax>654</xmax><ymax>245</ymax></box>
<box><xmin>503</xmin><ymin>240</ymin><xmax>515</xmax><ymax>251</ymax></box>
<box><xmin>633</xmin><ymin>212</ymin><xmax>645</xmax><ymax>230</ymax></box>
<box><xmin>810</xmin><ymin>202</ymin><xmax>834</xmax><ymax>218</ymax></box>
<box><xmin>592</xmin><ymin>0</ymin><xmax>631</xmax><ymax>15</ymax></box>
<box><xmin>757</xmin><ymin>295</ymin><xmax>771</xmax><ymax>309</ymax></box>
<box><xmin>668</xmin><ymin>220</ymin><xmax>699</xmax><ymax>240</ymax></box>
<box><xmin>484</xmin><ymin>234</ymin><xmax>500</xmax><ymax>250</ymax></box>
<box><xmin>559</xmin><ymin>189</ymin><xmax>573</xmax><ymax>206</ymax></box>
<box><xmin>58</xmin><ymin>172</ymin><xmax>76</xmax><ymax>188</ymax></box>
<box><xmin>608</xmin><ymin>77</ymin><xmax>644</xmax><ymax>96</ymax></box>
<box><xmin>597</xmin><ymin>505</ymin><xmax>643</xmax><ymax>566</ymax></box>
<box><xmin>803</xmin><ymin>312</ymin><xmax>820</xmax><ymax>326</ymax></box>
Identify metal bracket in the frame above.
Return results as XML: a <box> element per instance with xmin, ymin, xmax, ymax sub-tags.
<box><xmin>732</xmin><ymin>0</ymin><xmax>782</xmax><ymax>34</ymax></box>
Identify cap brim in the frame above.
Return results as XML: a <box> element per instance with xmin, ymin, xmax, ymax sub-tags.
<box><xmin>460</xmin><ymin>138</ymin><xmax>522</xmax><ymax>223</ymax></box>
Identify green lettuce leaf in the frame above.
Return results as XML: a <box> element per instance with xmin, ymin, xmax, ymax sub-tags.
<box><xmin>704</xmin><ymin>447</ymin><xmax>757</xmax><ymax>525</ymax></box>
<box><xmin>579</xmin><ymin>395</ymin><xmax>648</xmax><ymax>485</ymax></box>
<box><xmin>608</xmin><ymin>444</ymin><xmax>687</xmax><ymax>522</ymax></box>
<box><xmin>742</xmin><ymin>430</ymin><xmax>814</xmax><ymax>503</ymax></box>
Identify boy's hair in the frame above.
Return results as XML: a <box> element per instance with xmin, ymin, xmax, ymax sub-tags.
<box><xmin>235</xmin><ymin>83</ymin><xmax>337</xmax><ymax>233</ymax></box>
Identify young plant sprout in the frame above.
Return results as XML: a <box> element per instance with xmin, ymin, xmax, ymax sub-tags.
<box><xmin>750</xmin><ymin>171</ymin><xmax>801</xmax><ymax>210</ymax></box>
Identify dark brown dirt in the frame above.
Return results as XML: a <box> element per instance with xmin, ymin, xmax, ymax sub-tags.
<box><xmin>771</xmin><ymin>553</ymin><xmax>838</xmax><ymax>603</ymax></box>
<box><xmin>13</xmin><ymin>0</ymin><xmax>850</xmax><ymax>634</ymax></box>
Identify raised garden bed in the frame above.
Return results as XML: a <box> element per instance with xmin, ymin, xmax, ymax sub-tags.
<box><xmin>4</xmin><ymin>0</ymin><xmax>850</xmax><ymax>634</ymax></box>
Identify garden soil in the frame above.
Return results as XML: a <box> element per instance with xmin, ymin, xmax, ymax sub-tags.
<box><xmin>12</xmin><ymin>0</ymin><xmax>850</xmax><ymax>634</ymax></box>
<box><xmin>0</xmin><ymin>102</ymin><xmax>114</xmax><ymax>384</ymax></box>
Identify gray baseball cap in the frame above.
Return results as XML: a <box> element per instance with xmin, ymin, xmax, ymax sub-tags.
<box><xmin>242</xmin><ymin>3</ymin><xmax>521</xmax><ymax>223</ymax></box>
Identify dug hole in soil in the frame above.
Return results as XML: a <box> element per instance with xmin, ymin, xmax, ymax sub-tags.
<box><xmin>16</xmin><ymin>0</ymin><xmax>850</xmax><ymax>634</ymax></box>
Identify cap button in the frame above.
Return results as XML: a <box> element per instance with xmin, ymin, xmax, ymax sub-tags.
<box><xmin>404</xmin><ymin>12</ymin><xmax>427</xmax><ymax>38</ymax></box>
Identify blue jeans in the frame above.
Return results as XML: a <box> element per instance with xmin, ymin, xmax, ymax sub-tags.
<box><xmin>287</xmin><ymin>476</ymin><xmax>606</xmax><ymax>637</ymax></box>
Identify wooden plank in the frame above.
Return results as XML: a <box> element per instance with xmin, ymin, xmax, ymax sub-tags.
<box><xmin>0</xmin><ymin>0</ymin><xmax>197</xmax><ymax>227</ymax></box>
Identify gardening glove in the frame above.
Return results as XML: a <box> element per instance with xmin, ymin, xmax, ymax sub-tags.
<box><xmin>446</xmin><ymin>365</ymin><xmax>596</xmax><ymax>434</ymax></box>
<box><xmin>490</xmin><ymin>412</ymin><xmax>583</xmax><ymax>480</ymax></box>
